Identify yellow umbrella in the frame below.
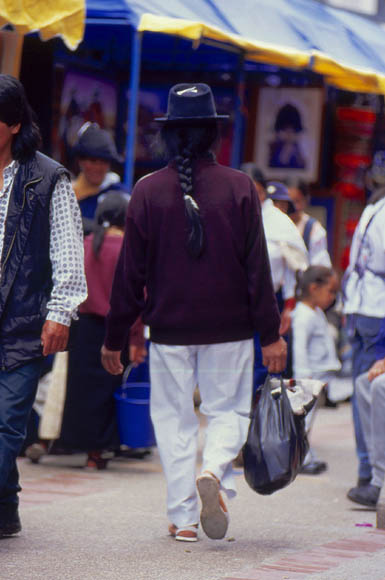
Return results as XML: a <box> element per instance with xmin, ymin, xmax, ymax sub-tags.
<box><xmin>0</xmin><ymin>0</ymin><xmax>85</xmax><ymax>50</ymax></box>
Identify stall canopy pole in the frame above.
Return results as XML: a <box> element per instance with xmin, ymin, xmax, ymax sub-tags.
<box><xmin>124</xmin><ymin>29</ymin><xmax>142</xmax><ymax>190</ymax></box>
<box><xmin>230</xmin><ymin>52</ymin><xmax>245</xmax><ymax>168</ymax></box>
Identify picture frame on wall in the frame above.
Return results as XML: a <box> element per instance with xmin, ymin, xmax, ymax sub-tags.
<box><xmin>52</xmin><ymin>69</ymin><xmax>118</xmax><ymax>168</ymax></box>
<box><xmin>254</xmin><ymin>87</ymin><xmax>324</xmax><ymax>182</ymax></box>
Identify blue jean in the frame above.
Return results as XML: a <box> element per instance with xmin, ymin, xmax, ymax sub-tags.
<box><xmin>348</xmin><ymin>314</ymin><xmax>385</xmax><ymax>480</ymax></box>
<box><xmin>0</xmin><ymin>359</ymin><xmax>43</xmax><ymax>507</ymax></box>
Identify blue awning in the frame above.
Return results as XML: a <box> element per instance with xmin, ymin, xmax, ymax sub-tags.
<box><xmin>85</xmin><ymin>0</ymin><xmax>385</xmax><ymax>93</ymax></box>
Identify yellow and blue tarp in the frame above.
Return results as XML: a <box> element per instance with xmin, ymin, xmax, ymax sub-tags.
<box><xmin>87</xmin><ymin>0</ymin><xmax>385</xmax><ymax>94</ymax></box>
<box><xmin>0</xmin><ymin>0</ymin><xmax>85</xmax><ymax>50</ymax></box>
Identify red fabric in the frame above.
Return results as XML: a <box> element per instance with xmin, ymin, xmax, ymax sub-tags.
<box><xmin>80</xmin><ymin>234</ymin><xmax>123</xmax><ymax>318</ymax></box>
<box><xmin>283</xmin><ymin>297</ymin><xmax>296</xmax><ymax>311</ymax></box>
<box><xmin>80</xmin><ymin>234</ymin><xmax>144</xmax><ymax>348</ymax></box>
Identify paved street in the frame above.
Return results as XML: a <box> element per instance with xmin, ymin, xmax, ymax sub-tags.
<box><xmin>1</xmin><ymin>400</ymin><xmax>385</xmax><ymax>580</ymax></box>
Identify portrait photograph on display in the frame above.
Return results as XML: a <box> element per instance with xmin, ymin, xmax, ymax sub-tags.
<box><xmin>52</xmin><ymin>69</ymin><xmax>118</xmax><ymax>167</ymax></box>
<box><xmin>254</xmin><ymin>87</ymin><xmax>324</xmax><ymax>182</ymax></box>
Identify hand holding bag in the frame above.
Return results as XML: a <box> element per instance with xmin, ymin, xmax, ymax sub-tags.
<box><xmin>242</xmin><ymin>375</ymin><xmax>308</xmax><ymax>495</ymax></box>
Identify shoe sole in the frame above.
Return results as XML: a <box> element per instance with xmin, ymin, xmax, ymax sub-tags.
<box><xmin>0</xmin><ymin>524</ymin><xmax>22</xmax><ymax>538</ymax></box>
<box><xmin>169</xmin><ymin>524</ymin><xmax>198</xmax><ymax>542</ymax></box>
<box><xmin>300</xmin><ymin>467</ymin><xmax>327</xmax><ymax>475</ymax></box>
<box><xmin>197</xmin><ymin>475</ymin><xmax>228</xmax><ymax>540</ymax></box>
<box><xmin>347</xmin><ymin>493</ymin><xmax>377</xmax><ymax>509</ymax></box>
<box><xmin>175</xmin><ymin>534</ymin><xmax>198</xmax><ymax>542</ymax></box>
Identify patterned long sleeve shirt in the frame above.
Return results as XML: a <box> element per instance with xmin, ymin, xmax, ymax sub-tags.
<box><xmin>0</xmin><ymin>161</ymin><xmax>87</xmax><ymax>326</ymax></box>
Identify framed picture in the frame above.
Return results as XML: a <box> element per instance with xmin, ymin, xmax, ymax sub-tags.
<box><xmin>52</xmin><ymin>69</ymin><xmax>118</xmax><ymax>168</ymax></box>
<box><xmin>254</xmin><ymin>87</ymin><xmax>324</xmax><ymax>182</ymax></box>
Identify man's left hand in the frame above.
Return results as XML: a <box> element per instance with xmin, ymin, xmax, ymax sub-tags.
<box><xmin>41</xmin><ymin>321</ymin><xmax>69</xmax><ymax>356</ymax></box>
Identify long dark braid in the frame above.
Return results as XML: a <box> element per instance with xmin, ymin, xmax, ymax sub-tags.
<box><xmin>175</xmin><ymin>146</ymin><xmax>204</xmax><ymax>259</ymax></box>
<box><xmin>161</xmin><ymin>123</ymin><xmax>218</xmax><ymax>259</ymax></box>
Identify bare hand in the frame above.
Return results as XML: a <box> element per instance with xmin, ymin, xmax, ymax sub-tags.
<box><xmin>129</xmin><ymin>345</ymin><xmax>147</xmax><ymax>367</ymax></box>
<box><xmin>279</xmin><ymin>308</ymin><xmax>292</xmax><ymax>336</ymax></box>
<box><xmin>368</xmin><ymin>358</ymin><xmax>385</xmax><ymax>382</ymax></box>
<box><xmin>41</xmin><ymin>321</ymin><xmax>69</xmax><ymax>356</ymax></box>
<box><xmin>261</xmin><ymin>337</ymin><xmax>287</xmax><ymax>374</ymax></box>
<box><xmin>101</xmin><ymin>345</ymin><xmax>123</xmax><ymax>375</ymax></box>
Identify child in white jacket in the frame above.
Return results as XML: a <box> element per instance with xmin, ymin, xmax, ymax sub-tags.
<box><xmin>292</xmin><ymin>265</ymin><xmax>340</xmax><ymax>474</ymax></box>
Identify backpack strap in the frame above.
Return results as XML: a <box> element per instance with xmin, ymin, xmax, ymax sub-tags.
<box><xmin>302</xmin><ymin>217</ymin><xmax>316</xmax><ymax>250</ymax></box>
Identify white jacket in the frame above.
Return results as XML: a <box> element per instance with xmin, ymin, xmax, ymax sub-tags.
<box><xmin>262</xmin><ymin>199</ymin><xmax>308</xmax><ymax>299</ymax></box>
<box><xmin>292</xmin><ymin>302</ymin><xmax>341</xmax><ymax>378</ymax></box>
<box><xmin>344</xmin><ymin>198</ymin><xmax>385</xmax><ymax>317</ymax></box>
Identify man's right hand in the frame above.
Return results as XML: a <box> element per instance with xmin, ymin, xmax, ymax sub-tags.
<box><xmin>261</xmin><ymin>337</ymin><xmax>287</xmax><ymax>374</ymax></box>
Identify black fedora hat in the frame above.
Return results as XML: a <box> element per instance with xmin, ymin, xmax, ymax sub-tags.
<box><xmin>155</xmin><ymin>83</ymin><xmax>229</xmax><ymax>122</ymax></box>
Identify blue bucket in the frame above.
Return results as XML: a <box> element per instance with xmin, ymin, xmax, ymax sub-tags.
<box><xmin>114</xmin><ymin>382</ymin><xmax>156</xmax><ymax>448</ymax></box>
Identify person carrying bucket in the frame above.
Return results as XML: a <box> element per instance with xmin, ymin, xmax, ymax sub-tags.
<box><xmin>101</xmin><ymin>83</ymin><xmax>286</xmax><ymax>541</ymax></box>
<box><xmin>26</xmin><ymin>191</ymin><xmax>146</xmax><ymax>469</ymax></box>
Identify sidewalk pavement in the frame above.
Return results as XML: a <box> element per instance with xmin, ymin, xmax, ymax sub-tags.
<box><xmin>1</xmin><ymin>399</ymin><xmax>384</xmax><ymax>580</ymax></box>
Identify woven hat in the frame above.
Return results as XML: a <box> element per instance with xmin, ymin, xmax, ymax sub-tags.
<box><xmin>73</xmin><ymin>122</ymin><xmax>120</xmax><ymax>162</ymax></box>
<box><xmin>155</xmin><ymin>83</ymin><xmax>229</xmax><ymax>123</ymax></box>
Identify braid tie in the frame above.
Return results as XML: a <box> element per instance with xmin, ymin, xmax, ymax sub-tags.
<box><xmin>175</xmin><ymin>149</ymin><xmax>204</xmax><ymax>259</ymax></box>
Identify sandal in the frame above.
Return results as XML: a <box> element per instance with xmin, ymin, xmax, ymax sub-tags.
<box><xmin>86</xmin><ymin>451</ymin><xmax>109</xmax><ymax>470</ymax></box>
<box><xmin>196</xmin><ymin>472</ymin><xmax>229</xmax><ymax>540</ymax></box>
<box><xmin>168</xmin><ymin>523</ymin><xmax>198</xmax><ymax>542</ymax></box>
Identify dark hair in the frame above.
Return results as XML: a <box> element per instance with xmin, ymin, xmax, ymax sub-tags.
<box><xmin>274</xmin><ymin>103</ymin><xmax>303</xmax><ymax>133</ymax></box>
<box><xmin>296</xmin><ymin>180</ymin><xmax>310</xmax><ymax>199</ymax></box>
<box><xmin>367</xmin><ymin>185</ymin><xmax>385</xmax><ymax>205</ymax></box>
<box><xmin>0</xmin><ymin>74</ymin><xmax>41</xmax><ymax>162</ymax></box>
<box><xmin>295</xmin><ymin>265</ymin><xmax>335</xmax><ymax>301</ymax></box>
<box><xmin>160</xmin><ymin>121</ymin><xmax>218</xmax><ymax>259</ymax></box>
<box><xmin>251</xmin><ymin>167</ymin><xmax>266</xmax><ymax>189</ymax></box>
<box><xmin>240</xmin><ymin>163</ymin><xmax>266</xmax><ymax>188</ymax></box>
<box><xmin>92</xmin><ymin>192</ymin><xmax>129</xmax><ymax>257</ymax></box>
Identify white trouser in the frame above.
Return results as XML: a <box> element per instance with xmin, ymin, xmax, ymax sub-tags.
<box><xmin>356</xmin><ymin>372</ymin><xmax>385</xmax><ymax>488</ymax></box>
<box><xmin>149</xmin><ymin>339</ymin><xmax>253</xmax><ymax>529</ymax></box>
<box><xmin>302</xmin><ymin>372</ymin><xmax>330</xmax><ymax>466</ymax></box>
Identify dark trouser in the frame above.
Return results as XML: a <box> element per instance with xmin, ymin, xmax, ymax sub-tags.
<box><xmin>253</xmin><ymin>290</ymin><xmax>288</xmax><ymax>393</ymax></box>
<box><xmin>0</xmin><ymin>359</ymin><xmax>43</xmax><ymax>507</ymax></box>
<box><xmin>253</xmin><ymin>333</ymin><xmax>268</xmax><ymax>393</ymax></box>
<box><xmin>348</xmin><ymin>314</ymin><xmax>385</xmax><ymax>480</ymax></box>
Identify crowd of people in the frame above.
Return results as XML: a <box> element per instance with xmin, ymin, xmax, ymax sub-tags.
<box><xmin>0</xmin><ymin>74</ymin><xmax>384</xmax><ymax>544</ymax></box>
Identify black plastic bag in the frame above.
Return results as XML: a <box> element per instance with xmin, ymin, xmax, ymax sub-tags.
<box><xmin>242</xmin><ymin>375</ymin><xmax>309</xmax><ymax>495</ymax></box>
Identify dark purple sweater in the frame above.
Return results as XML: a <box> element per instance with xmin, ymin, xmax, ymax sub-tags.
<box><xmin>104</xmin><ymin>159</ymin><xmax>280</xmax><ymax>349</ymax></box>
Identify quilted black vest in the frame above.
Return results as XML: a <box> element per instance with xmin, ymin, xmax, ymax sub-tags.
<box><xmin>0</xmin><ymin>152</ymin><xmax>69</xmax><ymax>371</ymax></box>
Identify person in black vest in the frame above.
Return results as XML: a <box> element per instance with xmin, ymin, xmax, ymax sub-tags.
<box><xmin>0</xmin><ymin>75</ymin><xmax>87</xmax><ymax>538</ymax></box>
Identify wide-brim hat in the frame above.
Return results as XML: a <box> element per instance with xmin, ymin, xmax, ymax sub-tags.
<box><xmin>72</xmin><ymin>122</ymin><xmax>121</xmax><ymax>163</ymax></box>
<box><xmin>155</xmin><ymin>83</ymin><xmax>229</xmax><ymax>123</ymax></box>
<box><xmin>266</xmin><ymin>181</ymin><xmax>296</xmax><ymax>214</ymax></box>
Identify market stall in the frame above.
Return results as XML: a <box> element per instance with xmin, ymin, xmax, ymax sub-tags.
<box><xmin>12</xmin><ymin>0</ymin><xmax>385</xmax><ymax>263</ymax></box>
